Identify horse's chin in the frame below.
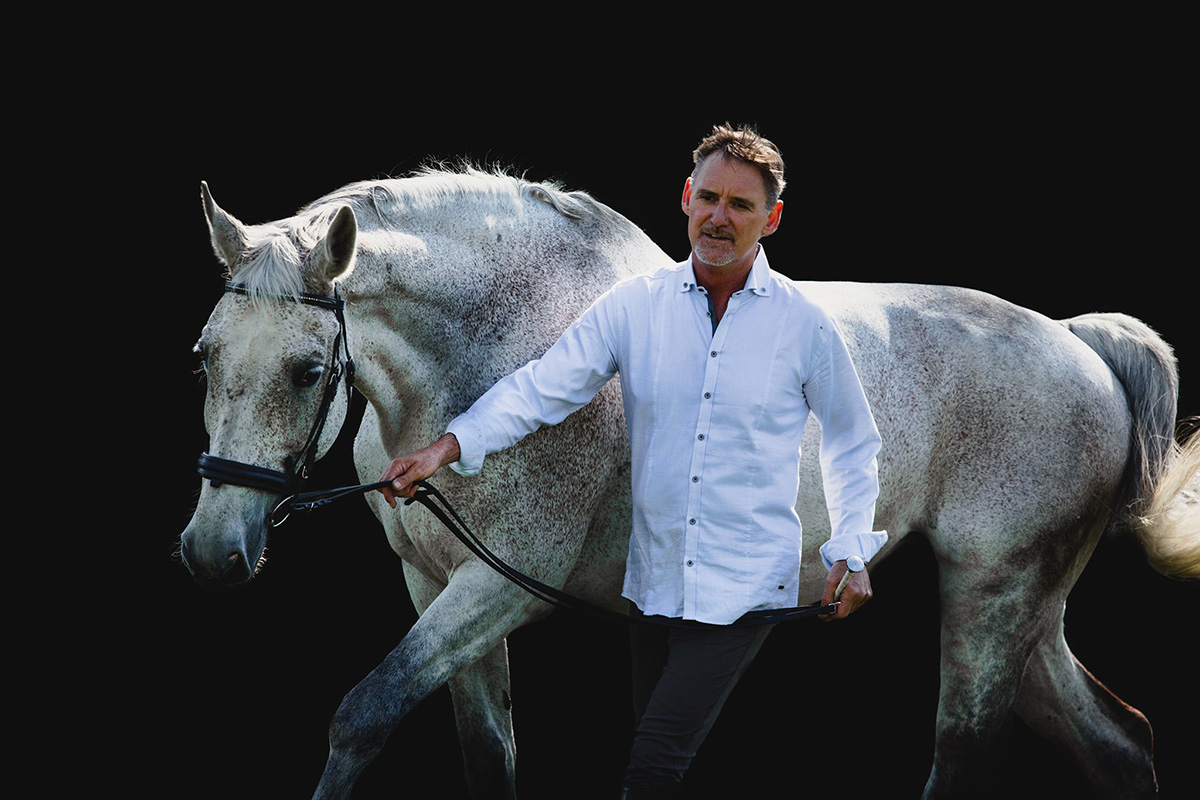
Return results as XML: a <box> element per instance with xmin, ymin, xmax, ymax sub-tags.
<box><xmin>189</xmin><ymin>552</ymin><xmax>267</xmax><ymax>593</ymax></box>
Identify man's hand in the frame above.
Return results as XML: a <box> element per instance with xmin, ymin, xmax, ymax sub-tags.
<box><xmin>377</xmin><ymin>433</ymin><xmax>461</xmax><ymax>508</ymax></box>
<box><xmin>820</xmin><ymin>558</ymin><xmax>873</xmax><ymax>621</ymax></box>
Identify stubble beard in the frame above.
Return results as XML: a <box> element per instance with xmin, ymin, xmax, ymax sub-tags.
<box><xmin>693</xmin><ymin>230</ymin><xmax>738</xmax><ymax>268</ymax></box>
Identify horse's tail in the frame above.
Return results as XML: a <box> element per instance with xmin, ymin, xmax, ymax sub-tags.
<box><xmin>1137</xmin><ymin>425</ymin><xmax>1199</xmax><ymax>579</ymax></box>
<box><xmin>1064</xmin><ymin>312</ymin><xmax>1199</xmax><ymax>579</ymax></box>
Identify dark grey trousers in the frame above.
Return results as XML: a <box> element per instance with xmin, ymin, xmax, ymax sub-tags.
<box><xmin>623</xmin><ymin>607</ymin><xmax>775</xmax><ymax>788</ymax></box>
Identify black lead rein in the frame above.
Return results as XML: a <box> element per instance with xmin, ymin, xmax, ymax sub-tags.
<box><xmin>406</xmin><ymin>481</ymin><xmax>840</xmax><ymax>626</ymax></box>
<box><xmin>279</xmin><ymin>478</ymin><xmax>839</xmax><ymax>627</ymax></box>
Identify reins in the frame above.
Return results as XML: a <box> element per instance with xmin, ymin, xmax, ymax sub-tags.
<box><xmin>262</xmin><ymin>477</ymin><xmax>838</xmax><ymax>626</ymax></box>
<box><xmin>400</xmin><ymin>481</ymin><xmax>839</xmax><ymax>626</ymax></box>
<box><xmin>195</xmin><ymin>281</ymin><xmax>837</xmax><ymax>626</ymax></box>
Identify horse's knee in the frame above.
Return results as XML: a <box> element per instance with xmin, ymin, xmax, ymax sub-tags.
<box><xmin>327</xmin><ymin>705</ymin><xmax>380</xmax><ymax>764</ymax></box>
<box><xmin>326</xmin><ymin>673</ymin><xmax>404</xmax><ymax>768</ymax></box>
<box><xmin>312</xmin><ymin>688</ymin><xmax>397</xmax><ymax>800</ymax></box>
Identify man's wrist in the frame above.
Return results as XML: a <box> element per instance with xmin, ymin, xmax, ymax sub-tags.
<box><xmin>436</xmin><ymin>432</ymin><xmax>461</xmax><ymax>467</ymax></box>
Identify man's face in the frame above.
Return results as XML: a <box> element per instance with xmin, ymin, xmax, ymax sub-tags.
<box><xmin>682</xmin><ymin>154</ymin><xmax>782</xmax><ymax>273</ymax></box>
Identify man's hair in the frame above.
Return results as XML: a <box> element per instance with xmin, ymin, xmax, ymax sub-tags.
<box><xmin>692</xmin><ymin>123</ymin><xmax>786</xmax><ymax>207</ymax></box>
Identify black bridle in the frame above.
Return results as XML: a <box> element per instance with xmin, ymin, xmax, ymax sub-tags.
<box><xmin>196</xmin><ymin>281</ymin><xmax>364</xmax><ymax>527</ymax></box>
<box><xmin>193</xmin><ymin>280</ymin><xmax>838</xmax><ymax>623</ymax></box>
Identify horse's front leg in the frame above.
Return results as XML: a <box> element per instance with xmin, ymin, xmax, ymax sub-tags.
<box><xmin>403</xmin><ymin>560</ymin><xmax>519</xmax><ymax>797</ymax></box>
<box><xmin>312</xmin><ymin>562</ymin><xmax>538</xmax><ymax>800</ymax></box>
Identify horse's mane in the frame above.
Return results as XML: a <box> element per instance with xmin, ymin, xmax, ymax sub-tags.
<box><xmin>320</xmin><ymin>164</ymin><xmax>607</xmax><ymax>222</ymax></box>
<box><xmin>230</xmin><ymin>165</ymin><xmax>620</xmax><ymax>300</ymax></box>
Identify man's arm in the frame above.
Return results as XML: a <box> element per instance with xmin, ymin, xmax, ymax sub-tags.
<box><xmin>378</xmin><ymin>433</ymin><xmax>461</xmax><ymax>508</ymax></box>
<box><xmin>805</xmin><ymin>316</ymin><xmax>886</xmax><ymax>620</ymax></box>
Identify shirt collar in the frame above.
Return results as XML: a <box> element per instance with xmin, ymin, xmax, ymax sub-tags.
<box><xmin>679</xmin><ymin>245</ymin><xmax>772</xmax><ymax>297</ymax></box>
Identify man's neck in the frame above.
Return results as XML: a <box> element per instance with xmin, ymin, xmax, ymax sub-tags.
<box><xmin>692</xmin><ymin>248</ymin><xmax>756</xmax><ymax>298</ymax></box>
<box><xmin>693</xmin><ymin>252</ymin><xmax>755</xmax><ymax>326</ymax></box>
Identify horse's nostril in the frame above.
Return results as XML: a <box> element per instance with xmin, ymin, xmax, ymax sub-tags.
<box><xmin>220</xmin><ymin>550</ymin><xmax>250</xmax><ymax>583</ymax></box>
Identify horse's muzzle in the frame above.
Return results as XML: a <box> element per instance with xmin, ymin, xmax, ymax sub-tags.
<box><xmin>179</xmin><ymin>516</ymin><xmax>266</xmax><ymax>590</ymax></box>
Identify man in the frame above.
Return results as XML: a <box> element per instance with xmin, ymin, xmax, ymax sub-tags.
<box><xmin>379</xmin><ymin>124</ymin><xmax>886</xmax><ymax>798</ymax></box>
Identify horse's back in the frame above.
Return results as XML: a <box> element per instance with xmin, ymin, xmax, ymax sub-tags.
<box><xmin>795</xmin><ymin>282</ymin><xmax>1134</xmax><ymax>592</ymax></box>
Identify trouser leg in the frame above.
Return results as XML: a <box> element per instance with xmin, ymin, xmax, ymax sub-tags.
<box><xmin>623</xmin><ymin>609</ymin><xmax>774</xmax><ymax>790</ymax></box>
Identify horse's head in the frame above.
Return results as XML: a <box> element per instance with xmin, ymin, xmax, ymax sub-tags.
<box><xmin>180</xmin><ymin>183</ymin><xmax>357</xmax><ymax>590</ymax></box>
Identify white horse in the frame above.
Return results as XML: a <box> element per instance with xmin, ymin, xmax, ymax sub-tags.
<box><xmin>180</xmin><ymin>167</ymin><xmax>1198</xmax><ymax>799</ymax></box>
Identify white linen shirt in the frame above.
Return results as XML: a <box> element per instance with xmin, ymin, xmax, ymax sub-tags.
<box><xmin>447</xmin><ymin>247</ymin><xmax>886</xmax><ymax>624</ymax></box>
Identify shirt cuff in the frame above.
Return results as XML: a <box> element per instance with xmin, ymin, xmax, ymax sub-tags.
<box><xmin>819</xmin><ymin>531</ymin><xmax>889</xmax><ymax>570</ymax></box>
<box><xmin>445</xmin><ymin>416</ymin><xmax>485</xmax><ymax>477</ymax></box>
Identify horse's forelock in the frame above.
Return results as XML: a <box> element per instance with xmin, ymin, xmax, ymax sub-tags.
<box><xmin>231</xmin><ymin>205</ymin><xmax>347</xmax><ymax>301</ymax></box>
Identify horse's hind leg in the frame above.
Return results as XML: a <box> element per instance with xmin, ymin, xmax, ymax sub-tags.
<box><xmin>312</xmin><ymin>563</ymin><xmax>536</xmax><ymax>800</ymax></box>
<box><xmin>922</xmin><ymin>542</ymin><xmax>1067</xmax><ymax>799</ymax></box>
<box><xmin>1014</xmin><ymin>616</ymin><xmax>1157</xmax><ymax>798</ymax></box>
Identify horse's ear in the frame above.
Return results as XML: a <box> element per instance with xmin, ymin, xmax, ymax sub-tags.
<box><xmin>200</xmin><ymin>181</ymin><xmax>248</xmax><ymax>268</ymax></box>
<box><xmin>310</xmin><ymin>205</ymin><xmax>358</xmax><ymax>284</ymax></box>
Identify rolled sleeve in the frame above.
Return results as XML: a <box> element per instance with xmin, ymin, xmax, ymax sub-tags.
<box><xmin>819</xmin><ymin>530</ymin><xmax>889</xmax><ymax>570</ymax></box>
<box><xmin>445</xmin><ymin>417</ymin><xmax>487</xmax><ymax>477</ymax></box>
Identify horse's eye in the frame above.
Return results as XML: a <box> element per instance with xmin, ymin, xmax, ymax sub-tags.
<box><xmin>294</xmin><ymin>364</ymin><xmax>324</xmax><ymax>388</ymax></box>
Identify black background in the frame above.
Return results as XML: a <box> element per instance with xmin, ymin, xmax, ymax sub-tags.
<box><xmin>120</xmin><ymin>31</ymin><xmax>1196</xmax><ymax>800</ymax></box>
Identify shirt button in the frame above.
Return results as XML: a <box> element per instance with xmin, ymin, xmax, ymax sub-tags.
<box><xmin>692</xmin><ymin>476</ymin><xmax>699</xmax><ymax>483</ymax></box>
<box><xmin>689</xmin><ymin>518</ymin><xmax>697</xmax><ymax>525</ymax></box>
<box><xmin>710</xmin><ymin>351</ymin><xmax>718</xmax><ymax>357</ymax></box>
<box><xmin>703</xmin><ymin>392</ymin><xmax>711</xmax><ymax>399</ymax></box>
<box><xmin>686</xmin><ymin>560</ymin><xmax>694</xmax><ymax>567</ymax></box>
<box><xmin>697</xmin><ymin>434</ymin><xmax>705</xmax><ymax>440</ymax></box>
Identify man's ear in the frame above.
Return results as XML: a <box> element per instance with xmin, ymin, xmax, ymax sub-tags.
<box><xmin>681</xmin><ymin>177</ymin><xmax>694</xmax><ymax>215</ymax></box>
<box><xmin>762</xmin><ymin>199</ymin><xmax>784</xmax><ymax>237</ymax></box>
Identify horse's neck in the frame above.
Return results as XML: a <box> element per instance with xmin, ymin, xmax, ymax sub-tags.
<box><xmin>340</xmin><ymin>233</ymin><xmax>574</xmax><ymax>442</ymax></box>
<box><xmin>333</xmin><ymin>183</ymin><xmax>667</xmax><ymax>446</ymax></box>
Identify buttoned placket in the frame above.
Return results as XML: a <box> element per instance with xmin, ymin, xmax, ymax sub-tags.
<box><xmin>681</xmin><ymin>286</ymin><xmax>748</xmax><ymax>618</ymax></box>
